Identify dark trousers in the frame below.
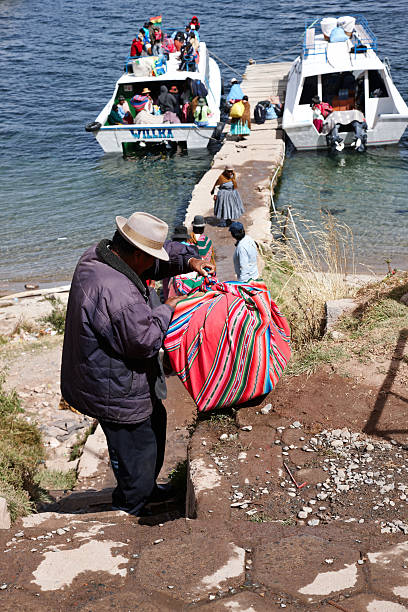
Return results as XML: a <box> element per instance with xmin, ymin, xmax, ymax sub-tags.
<box><xmin>99</xmin><ymin>401</ymin><xmax>167</xmax><ymax>515</ymax></box>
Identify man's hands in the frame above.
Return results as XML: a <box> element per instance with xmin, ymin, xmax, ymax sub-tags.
<box><xmin>189</xmin><ymin>257</ymin><xmax>215</xmax><ymax>277</ymax></box>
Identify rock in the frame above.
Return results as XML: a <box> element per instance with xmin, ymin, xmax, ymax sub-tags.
<box><xmin>0</xmin><ymin>498</ymin><xmax>11</xmax><ymax>529</ymax></box>
<box><xmin>307</xmin><ymin>519</ymin><xmax>320</xmax><ymax>526</ymax></box>
<box><xmin>330</xmin><ymin>330</ymin><xmax>345</xmax><ymax>340</ymax></box>
<box><xmin>331</xmin><ymin>440</ymin><xmax>344</xmax><ymax>448</ymax></box>
<box><xmin>325</xmin><ymin>298</ymin><xmax>356</xmax><ymax>332</ymax></box>
<box><xmin>400</xmin><ymin>292</ymin><xmax>408</xmax><ymax>305</ymax></box>
<box><xmin>241</xmin><ymin>425</ymin><xmax>252</xmax><ymax>431</ymax></box>
<box><xmin>261</xmin><ymin>403</ymin><xmax>272</xmax><ymax>415</ymax></box>
<box><xmin>298</xmin><ymin>511</ymin><xmax>308</xmax><ymax>519</ymax></box>
<box><xmin>219</xmin><ymin>434</ymin><xmax>228</xmax><ymax>441</ymax></box>
<box><xmin>291</xmin><ymin>421</ymin><xmax>301</xmax><ymax>428</ymax></box>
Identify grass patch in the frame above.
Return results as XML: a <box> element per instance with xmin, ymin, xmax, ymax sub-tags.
<box><xmin>35</xmin><ymin>468</ymin><xmax>76</xmax><ymax>491</ymax></box>
<box><xmin>41</xmin><ymin>295</ymin><xmax>67</xmax><ymax>334</ymax></box>
<box><xmin>0</xmin><ymin>373</ymin><xmax>45</xmax><ymax>521</ymax></box>
<box><xmin>248</xmin><ymin>513</ymin><xmax>276</xmax><ymax>523</ymax></box>
<box><xmin>263</xmin><ymin>212</ymin><xmax>355</xmax><ymax>348</ymax></box>
<box><xmin>286</xmin><ymin>342</ymin><xmax>348</xmax><ymax>377</ymax></box>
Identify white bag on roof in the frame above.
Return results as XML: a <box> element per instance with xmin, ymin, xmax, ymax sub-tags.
<box><xmin>321</xmin><ymin>17</ymin><xmax>337</xmax><ymax>39</ymax></box>
<box><xmin>337</xmin><ymin>16</ymin><xmax>356</xmax><ymax>35</ymax></box>
<box><xmin>131</xmin><ymin>57</ymin><xmax>155</xmax><ymax>76</ymax></box>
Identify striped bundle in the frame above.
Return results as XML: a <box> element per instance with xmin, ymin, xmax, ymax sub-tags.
<box><xmin>164</xmin><ymin>277</ymin><xmax>291</xmax><ymax>412</ymax></box>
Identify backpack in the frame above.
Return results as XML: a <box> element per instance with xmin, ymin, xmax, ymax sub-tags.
<box><xmin>196</xmin><ymin>81</ymin><xmax>208</xmax><ymax>98</ymax></box>
<box><xmin>230</xmin><ymin>101</ymin><xmax>245</xmax><ymax>119</ymax></box>
<box><xmin>254</xmin><ymin>101</ymin><xmax>270</xmax><ymax>124</ymax></box>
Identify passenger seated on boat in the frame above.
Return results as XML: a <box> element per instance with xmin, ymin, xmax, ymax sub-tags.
<box><xmin>107</xmin><ymin>104</ymin><xmax>125</xmax><ymax>125</ymax></box>
<box><xmin>169</xmin><ymin>85</ymin><xmax>181</xmax><ymax>107</ymax></box>
<box><xmin>189</xmin><ymin>32</ymin><xmax>199</xmax><ymax>53</ymax></box>
<box><xmin>117</xmin><ymin>95</ymin><xmax>133</xmax><ymax>124</ymax></box>
<box><xmin>174</xmin><ymin>32</ymin><xmax>184</xmax><ymax>52</ymax></box>
<box><xmin>311</xmin><ymin>96</ymin><xmax>333</xmax><ymax>133</ymax></box>
<box><xmin>194</xmin><ymin>97</ymin><xmax>212</xmax><ymax>126</ymax></box>
<box><xmin>141</xmin><ymin>87</ymin><xmax>154</xmax><ymax>113</ymax></box>
<box><xmin>179</xmin><ymin>43</ymin><xmax>198</xmax><ymax>72</ymax></box>
<box><xmin>189</xmin><ymin>15</ymin><xmax>200</xmax><ymax>31</ymax></box>
<box><xmin>158</xmin><ymin>85</ymin><xmax>179</xmax><ymax>115</ymax></box>
<box><xmin>130</xmin><ymin>35</ymin><xmax>144</xmax><ymax>57</ymax></box>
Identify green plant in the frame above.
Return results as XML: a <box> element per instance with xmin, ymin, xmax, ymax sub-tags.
<box><xmin>0</xmin><ymin>375</ymin><xmax>45</xmax><ymax>520</ymax></box>
<box><xmin>285</xmin><ymin>342</ymin><xmax>347</xmax><ymax>377</ymax></box>
<box><xmin>0</xmin><ymin>372</ymin><xmax>22</xmax><ymax>416</ymax></box>
<box><xmin>41</xmin><ymin>295</ymin><xmax>67</xmax><ymax>334</ymax></box>
<box><xmin>35</xmin><ymin>468</ymin><xmax>77</xmax><ymax>491</ymax></box>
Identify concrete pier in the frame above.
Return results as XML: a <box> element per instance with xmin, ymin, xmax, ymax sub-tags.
<box><xmin>185</xmin><ymin>61</ymin><xmax>292</xmax><ymax>280</ymax></box>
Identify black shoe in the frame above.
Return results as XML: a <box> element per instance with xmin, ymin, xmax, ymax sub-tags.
<box><xmin>146</xmin><ymin>483</ymin><xmax>178</xmax><ymax>506</ymax></box>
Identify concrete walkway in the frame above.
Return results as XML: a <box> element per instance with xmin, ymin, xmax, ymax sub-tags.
<box><xmin>185</xmin><ymin>61</ymin><xmax>291</xmax><ymax>282</ymax></box>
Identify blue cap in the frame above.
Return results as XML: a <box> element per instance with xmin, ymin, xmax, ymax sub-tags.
<box><xmin>229</xmin><ymin>221</ymin><xmax>244</xmax><ymax>233</ymax></box>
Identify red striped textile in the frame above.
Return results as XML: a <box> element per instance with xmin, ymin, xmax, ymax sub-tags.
<box><xmin>164</xmin><ymin>277</ymin><xmax>291</xmax><ymax>412</ymax></box>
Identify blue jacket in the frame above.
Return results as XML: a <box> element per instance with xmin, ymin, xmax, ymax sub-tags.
<box><xmin>61</xmin><ymin>239</ymin><xmax>197</xmax><ymax>424</ymax></box>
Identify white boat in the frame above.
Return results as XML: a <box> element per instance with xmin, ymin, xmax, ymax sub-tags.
<box><xmin>282</xmin><ymin>15</ymin><xmax>408</xmax><ymax>151</ymax></box>
<box><xmin>86</xmin><ymin>37</ymin><xmax>222</xmax><ymax>153</ymax></box>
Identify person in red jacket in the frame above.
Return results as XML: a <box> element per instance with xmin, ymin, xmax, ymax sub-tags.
<box><xmin>130</xmin><ymin>35</ymin><xmax>143</xmax><ymax>57</ymax></box>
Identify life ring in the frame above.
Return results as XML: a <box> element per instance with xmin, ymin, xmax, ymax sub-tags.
<box><xmin>85</xmin><ymin>121</ymin><xmax>101</xmax><ymax>132</ymax></box>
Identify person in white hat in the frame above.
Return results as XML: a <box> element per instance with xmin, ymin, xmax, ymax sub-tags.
<box><xmin>61</xmin><ymin>212</ymin><xmax>214</xmax><ymax>516</ymax></box>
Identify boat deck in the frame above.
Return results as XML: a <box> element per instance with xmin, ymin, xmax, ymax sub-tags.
<box><xmin>185</xmin><ymin>61</ymin><xmax>291</xmax><ymax>280</ymax></box>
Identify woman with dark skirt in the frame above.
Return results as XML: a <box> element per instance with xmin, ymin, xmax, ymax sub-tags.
<box><xmin>211</xmin><ymin>166</ymin><xmax>244</xmax><ymax>227</ymax></box>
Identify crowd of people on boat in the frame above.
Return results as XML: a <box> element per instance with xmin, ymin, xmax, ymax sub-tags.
<box><xmin>107</xmin><ymin>77</ymin><xmax>212</xmax><ymax>127</ymax></box>
<box><xmin>129</xmin><ymin>15</ymin><xmax>201</xmax><ymax>72</ymax></box>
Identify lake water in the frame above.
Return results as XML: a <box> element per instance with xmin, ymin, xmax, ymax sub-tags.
<box><xmin>0</xmin><ymin>0</ymin><xmax>407</xmax><ymax>291</ymax></box>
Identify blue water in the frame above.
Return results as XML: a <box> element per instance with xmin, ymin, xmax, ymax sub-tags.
<box><xmin>0</xmin><ymin>0</ymin><xmax>407</xmax><ymax>290</ymax></box>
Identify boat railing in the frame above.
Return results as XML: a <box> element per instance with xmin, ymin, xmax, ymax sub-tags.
<box><xmin>302</xmin><ymin>15</ymin><xmax>378</xmax><ymax>60</ymax></box>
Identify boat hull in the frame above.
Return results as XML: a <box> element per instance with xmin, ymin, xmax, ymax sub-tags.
<box><xmin>95</xmin><ymin>123</ymin><xmax>220</xmax><ymax>152</ymax></box>
<box><xmin>284</xmin><ymin>116</ymin><xmax>408</xmax><ymax>151</ymax></box>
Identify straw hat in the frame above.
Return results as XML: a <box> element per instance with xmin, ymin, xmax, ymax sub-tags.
<box><xmin>141</xmin><ymin>87</ymin><xmax>151</xmax><ymax>94</ymax></box>
<box><xmin>115</xmin><ymin>212</ymin><xmax>169</xmax><ymax>261</ymax></box>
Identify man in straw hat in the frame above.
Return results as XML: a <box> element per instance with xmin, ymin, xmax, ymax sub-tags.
<box><xmin>61</xmin><ymin>212</ymin><xmax>213</xmax><ymax>515</ymax></box>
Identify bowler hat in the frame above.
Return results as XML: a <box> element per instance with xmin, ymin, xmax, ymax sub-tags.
<box><xmin>192</xmin><ymin>215</ymin><xmax>205</xmax><ymax>227</ymax></box>
<box><xmin>171</xmin><ymin>224</ymin><xmax>189</xmax><ymax>241</ymax></box>
<box><xmin>115</xmin><ymin>212</ymin><xmax>169</xmax><ymax>261</ymax></box>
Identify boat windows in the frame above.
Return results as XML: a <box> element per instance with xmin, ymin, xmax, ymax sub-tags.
<box><xmin>299</xmin><ymin>76</ymin><xmax>318</xmax><ymax>105</ymax></box>
<box><xmin>368</xmin><ymin>70</ymin><xmax>388</xmax><ymax>98</ymax></box>
<box><xmin>322</xmin><ymin>71</ymin><xmax>356</xmax><ymax>110</ymax></box>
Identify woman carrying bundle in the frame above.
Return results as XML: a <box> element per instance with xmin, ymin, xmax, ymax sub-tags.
<box><xmin>230</xmin><ymin>95</ymin><xmax>251</xmax><ymax>139</ymax></box>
